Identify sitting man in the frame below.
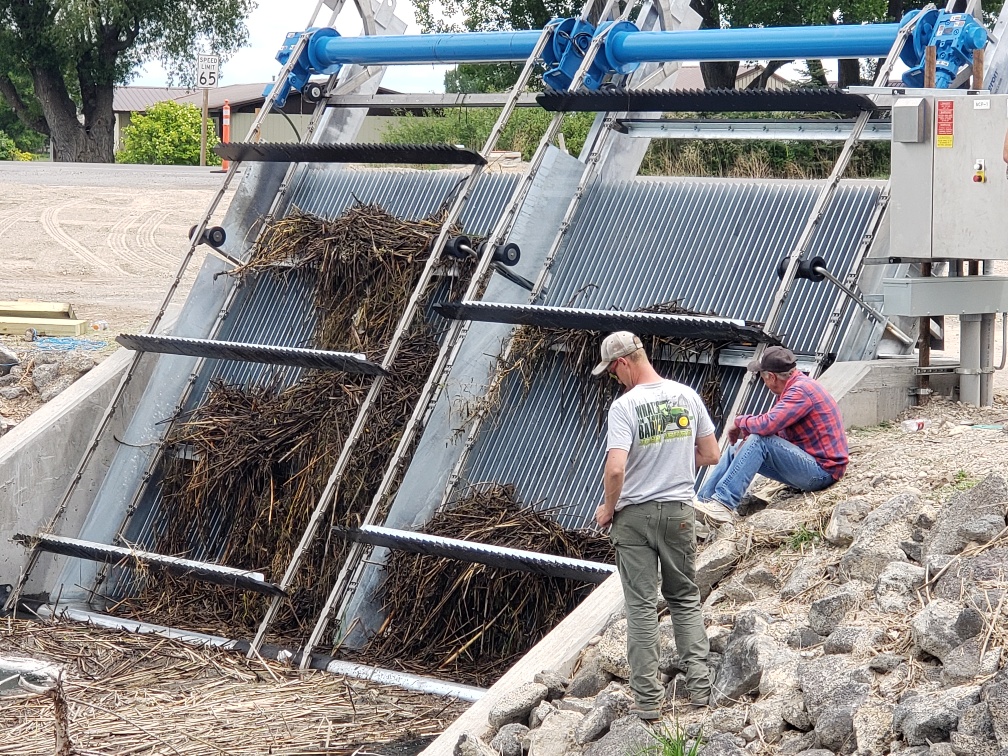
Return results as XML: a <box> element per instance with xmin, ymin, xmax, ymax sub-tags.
<box><xmin>695</xmin><ymin>345</ymin><xmax>848</xmax><ymax>525</ymax></box>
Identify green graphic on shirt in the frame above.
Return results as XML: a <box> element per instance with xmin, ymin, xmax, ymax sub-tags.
<box><xmin>635</xmin><ymin>399</ymin><xmax>693</xmax><ymax>446</ymax></box>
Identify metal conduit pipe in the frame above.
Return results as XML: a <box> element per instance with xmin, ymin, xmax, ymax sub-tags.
<box><xmin>960</xmin><ymin>314</ymin><xmax>982</xmax><ymax>406</ymax></box>
<box><xmin>35</xmin><ymin>606</ymin><xmax>485</xmax><ymax>702</ymax></box>
<box><xmin>307</xmin><ymin>22</ymin><xmax>902</xmax><ymax>68</ymax></box>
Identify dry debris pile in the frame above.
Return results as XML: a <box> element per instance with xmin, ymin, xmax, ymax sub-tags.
<box><xmin>0</xmin><ymin>619</ymin><xmax>464</xmax><ymax>756</ymax></box>
<box><xmin>355</xmin><ymin>485</ymin><xmax>614</xmax><ymax>687</ymax></box>
<box><xmin>117</xmin><ymin>206</ymin><xmax>471</xmax><ymax>640</ymax></box>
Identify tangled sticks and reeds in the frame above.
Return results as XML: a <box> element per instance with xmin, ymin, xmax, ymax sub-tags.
<box><xmin>117</xmin><ymin>206</ymin><xmax>472</xmax><ymax>640</ymax></box>
<box><xmin>354</xmin><ymin>484</ymin><xmax>614</xmax><ymax>686</ymax></box>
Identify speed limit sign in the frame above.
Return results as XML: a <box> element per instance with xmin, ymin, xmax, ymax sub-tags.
<box><xmin>197</xmin><ymin>54</ymin><xmax>219</xmax><ymax>88</ymax></box>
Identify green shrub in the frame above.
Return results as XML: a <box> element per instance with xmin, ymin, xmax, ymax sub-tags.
<box><xmin>382</xmin><ymin>107</ymin><xmax>595</xmax><ymax>161</ymax></box>
<box><xmin>0</xmin><ymin>130</ymin><xmax>17</xmax><ymax>160</ymax></box>
<box><xmin>117</xmin><ymin>101</ymin><xmax>220</xmax><ymax>166</ymax></box>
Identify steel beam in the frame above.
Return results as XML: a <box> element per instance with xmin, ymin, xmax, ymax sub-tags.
<box><xmin>615</xmin><ymin>118</ymin><xmax>892</xmax><ymax>141</ymax></box>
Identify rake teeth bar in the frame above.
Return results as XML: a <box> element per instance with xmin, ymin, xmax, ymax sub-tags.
<box><xmin>115</xmin><ymin>334</ymin><xmax>387</xmax><ymax>376</ymax></box>
<box><xmin>14</xmin><ymin>534</ymin><xmax>287</xmax><ymax>598</ymax></box>
<box><xmin>335</xmin><ymin>525</ymin><xmax>615</xmax><ymax>584</ymax></box>
<box><xmin>213</xmin><ymin>141</ymin><xmax>488</xmax><ymax>166</ymax></box>
<box><xmin>434</xmin><ymin>301</ymin><xmax>778</xmax><ymax>344</ymax></box>
<box><xmin>537</xmin><ymin>86</ymin><xmax>879</xmax><ymax>114</ymax></box>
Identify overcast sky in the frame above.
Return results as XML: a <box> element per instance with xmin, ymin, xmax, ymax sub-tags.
<box><xmin>132</xmin><ymin>0</ymin><xmax>452</xmax><ymax>93</ymax></box>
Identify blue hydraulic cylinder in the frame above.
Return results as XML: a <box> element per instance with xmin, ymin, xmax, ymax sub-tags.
<box><xmin>605</xmin><ymin>24</ymin><xmax>901</xmax><ymax>67</ymax></box>
<box><xmin>307</xmin><ymin>22</ymin><xmax>901</xmax><ymax>69</ymax></box>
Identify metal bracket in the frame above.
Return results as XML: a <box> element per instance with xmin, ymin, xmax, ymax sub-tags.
<box><xmin>914</xmin><ymin>365</ymin><xmax>957</xmax><ymax>375</ymax></box>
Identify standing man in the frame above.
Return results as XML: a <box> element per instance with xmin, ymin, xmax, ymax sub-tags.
<box><xmin>695</xmin><ymin>345</ymin><xmax>848</xmax><ymax>525</ymax></box>
<box><xmin>593</xmin><ymin>331</ymin><xmax>721</xmax><ymax>718</ymax></box>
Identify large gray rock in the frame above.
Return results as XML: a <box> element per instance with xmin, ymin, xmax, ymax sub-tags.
<box><xmin>489</xmin><ymin>724</ymin><xmax>528</xmax><ymax>756</ymax></box>
<box><xmin>780</xmin><ymin>552</ymin><xmax>830</xmax><ymax>600</ymax></box>
<box><xmin>529</xmin><ymin>701</ymin><xmax>556</xmax><ymax>729</ymax></box>
<box><xmin>567</xmin><ymin>645</ymin><xmax>612</xmax><ymax>699</ymax></box>
<box><xmin>941</xmin><ymin>637</ymin><xmax>1002</xmax><ymax>686</ymax></box>
<box><xmin>808</xmin><ymin>585</ymin><xmax>860</xmax><ymax>636</ymax></box>
<box><xmin>39</xmin><ymin>374</ymin><xmax>75</xmax><ymax>402</ymax></box>
<box><xmin>910</xmin><ymin>600</ymin><xmax>984</xmax><ymax>663</ymax></box>
<box><xmin>0</xmin><ymin>385</ymin><xmax>25</xmax><ymax>400</ymax></box>
<box><xmin>698</xmin><ymin>733</ymin><xmax>747</xmax><ymax>755</ymax></box>
<box><xmin>0</xmin><ymin>344</ymin><xmax>18</xmax><ymax>375</ymax></box>
<box><xmin>591</xmin><ymin>683</ymin><xmax>631</xmax><ymax>722</ymax></box>
<box><xmin>982</xmin><ymin>676</ymin><xmax>1008</xmax><ymax>748</ymax></box>
<box><xmin>31</xmin><ymin>361</ymin><xmax>60</xmax><ymax>390</ymax></box>
<box><xmin>893</xmin><ymin>686</ymin><xmax>982</xmax><ymax>746</ymax></box>
<box><xmin>708</xmin><ymin>706</ymin><xmax>747</xmax><ymax>734</ymax></box>
<box><xmin>759</xmin><ymin>647</ymin><xmax>802</xmax><ymax>698</ymax></box>
<box><xmin>781</xmin><ymin>696</ymin><xmax>813</xmax><ymax>731</ymax></box>
<box><xmin>933</xmin><ymin>548</ymin><xmax>1008</xmax><ymax>608</ymax></box>
<box><xmin>582</xmin><ymin>715</ymin><xmax>653</xmax><ymax>756</ymax></box>
<box><xmin>454</xmin><ymin>733</ymin><xmax>496</xmax><ymax>756</ymax></box>
<box><xmin>695</xmin><ymin>538</ymin><xmax>740</xmax><ymax>598</ymax></box>
<box><xmin>714</xmin><ymin>633</ymin><xmax>780</xmax><ymax>704</ymax></box>
<box><xmin>59</xmin><ymin>353</ymin><xmax>95</xmax><ymax>376</ymax></box>
<box><xmin>854</xmin><ymin>703</ymin><xmax>894</xmax><ymax>756</ymax></box>
<box><xmin>534</xmin><ymin>670</ymin><xmax>568</xmax><ymax>700</ymax></box>
<box><xmin>798</xmin><ymin>656</ymin><xmax>871</xmax><ymax>750</ymax></box>
<box><xmin>748</xmin><ymin>697</ymin><xmax>787</xmax><ymax>744</ymax></box>
<box><xmin>595</xmin><ymin>619</ymin><xmax>677</xmax><ymax>681</ymax></box>
<box><xmin>528</xmin><ymin>709</ymin><xmax>583</xmax><ymax>756</ymax></box>
<box><xmin>557</xmin><ymin>697</ymin><xmax>595</xmax><ymax>716</ymax></box>
<box><xmin>488</xmin><ymin>682</ymin><xmax>549</xmax><ymax>728</ymax></box>
<box><xmin>923</xmin><ymin>474</ymin><xmax>1008</xmax><ymax>560</ymax></box>
<box><xmin>574</xmin><ymin>707</ymin><xmax>613</xmax><ymax>746</ymax></box>
<box><xmin>824</xmin><ymin>625</ymin><xmax>884</xmax><ymax>656</ymax></box>
<box><xmin>825</xmin><ymin>498</ymin><xmax>872</xmax><ymax>547</ymax></box>
<box><xmin>950</xmin><ymin>702</ymin><xmax>998</xmax><ymax>756</ymax></box>
<box><xmin>839</xmin><ymin>492</ymin><xmax>920</xmax><ymax>582</ymax></box>
<box><xmin>876</xmin><ymin>562</ymin><xmax>927</xmax><ymax>614</ymax></box>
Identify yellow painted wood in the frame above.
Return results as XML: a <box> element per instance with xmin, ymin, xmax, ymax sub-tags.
<box><xmin>0</xmin><ymin>300</ymin><xmax>76</xmax><ymax>320</ymax></box>
<box><xmin>0</xmin><ymin>316</ymin><xmax>89</xmax><ymax>337</ymax></box>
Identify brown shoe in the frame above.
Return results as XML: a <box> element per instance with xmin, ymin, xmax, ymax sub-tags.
<box><xmin>629</xmin><ymin>704</ymin><xmax>661</xmax><ymax>721</ymax></box>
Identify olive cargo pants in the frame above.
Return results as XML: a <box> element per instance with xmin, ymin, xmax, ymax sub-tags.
<box><xmin>610</xmin><ymin>500</ymin><xmax>712</xmax><ymax>710</ymax></box>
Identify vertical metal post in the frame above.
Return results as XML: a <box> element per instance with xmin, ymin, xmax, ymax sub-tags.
<box><xmin>200</xmin><ymin>87</ymin><xmax>209</xmax><ymax>167</ymax></box>
<box><xmin>972</xmin><ymin>48</ymin><xmax>985</xmax><ymax>89</ymax></box>
<box><xmin>918</xmin><ymin>261</ymin><xmax>931</xmax><ymax>405</ymax></box>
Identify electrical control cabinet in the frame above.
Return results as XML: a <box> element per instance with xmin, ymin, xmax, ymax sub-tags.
<box><xmin>889</xmin><ymin>92</ymin><xmax>1008</xmax><ymax>260</ymax></box>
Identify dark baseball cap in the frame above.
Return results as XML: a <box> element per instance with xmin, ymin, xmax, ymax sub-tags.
<box><xmin>747</xmin><ymin>345</ymin><xmax>797</xmax><ymax>373</ymax></box>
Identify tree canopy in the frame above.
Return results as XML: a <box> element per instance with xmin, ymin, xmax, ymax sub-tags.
<box><xmin>0</xmin><ymin>0</ymin><xmax>255</xmax><ymax>162</ymax></box>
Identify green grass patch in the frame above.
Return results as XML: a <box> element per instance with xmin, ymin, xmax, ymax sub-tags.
<box><xmin>637</xmin><ymin>721</ymin><xmax>702</xmax><ymax>756</ymax></box>
<box><xmin>788</xmin><ymin>524</ymin><xmax>822</xmax><ymax>551</ymax></box>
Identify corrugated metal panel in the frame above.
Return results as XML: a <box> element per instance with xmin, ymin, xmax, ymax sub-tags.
<box><xmin>456</xmin><ymin>176</ymin><xmax>881</xmax><ymax>531</ymax></box>
<box><xmin>462</xmin><ymin>353</ymin><xmax>744</xmax><ymax>531</ymax></box>
<box><xmin>542</xmin><ymin>177</ymin><xmax>882</xmax><ymax>355</ymax></box>
<box><xmin>285</xmin><ymin>166</ymin><xmax>519</xmax><ymax>233</ymax></box>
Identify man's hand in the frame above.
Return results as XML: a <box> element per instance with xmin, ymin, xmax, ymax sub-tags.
<box><xmin>726</xmin><ymin>420</ymin><xmax>740</xmax><ymax>444</ymax></box>
<box><xmin>595</xmin><ymin>502</ymin><xmax>614</xmax><ymax>528</ymax></box>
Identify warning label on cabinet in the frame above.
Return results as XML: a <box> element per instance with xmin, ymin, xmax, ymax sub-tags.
<box><xmin>936</xmin><ymin>100</ymin><xmax>954</xmax><ymax>148</ymax></box>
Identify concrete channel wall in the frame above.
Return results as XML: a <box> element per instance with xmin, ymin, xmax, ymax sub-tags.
<box><xmin>0</xmin><ymin>346</ymin><xmax>158</xmax><ymax>594</ymax></box>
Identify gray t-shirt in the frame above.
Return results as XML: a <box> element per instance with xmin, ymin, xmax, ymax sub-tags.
<box><xmin>606</xmin><ymin>379</ymin><xmax>715</xmax><ymax>510</ymax></box>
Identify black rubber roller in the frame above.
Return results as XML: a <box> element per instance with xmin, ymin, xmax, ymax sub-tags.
<box><xmin>493</xmin><ymin>242</ymin><xmax>521</xmax><ymax>267</ymax></box>
<box><xmin>444</xmin><ymin>235</ymin><xmax>474</xmax><ymax>260</ymax></box>
<box><xmin>777</xmin><ymin>255</ymin><xmax>827</xmax><ymax>282</ymax></box>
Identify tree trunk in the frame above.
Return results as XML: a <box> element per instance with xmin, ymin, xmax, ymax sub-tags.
<box><xmin>700</xmin><ymin>61</ymin><xmax>741</xmax><ymax>89</ymax></box>
<box><xmin>32</xmin><ymin>65</ymin><xmax>114</xmax><ymax>162</ymax></box>
<box><xmin>838</xmin><ymin>59</ymin><xmax>863</xmax><ymax>88</ymax></box>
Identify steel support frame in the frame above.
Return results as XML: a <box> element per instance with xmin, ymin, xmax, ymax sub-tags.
<box><xmin>2</xmin><ymin>2</ymin><xmax>356</xmax><ymax>615</ymax></box>
<box><xmin>292</xmin><ymin>0</ymin><xmax>648</xmax><ymax>668</ymax></box>
<box><xmin>719</xmin><ymin>4</ymin><xmax>936</xmax><ymax>434</ymax></box>
<box><xmin>615</xmin><ymin>118</ymin><xmax>892</xmax><ymax>141</ymax></box>
<box><xmin>248</xmin><ymin>13</ymin><xmax>573</xmax><ymax>661</ymax></box>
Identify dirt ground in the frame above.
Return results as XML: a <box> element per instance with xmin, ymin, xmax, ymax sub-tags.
<box><xmin>0</xmin><ymin>163</ymin><xmax>234</xmax><ymax>333</ymax></box>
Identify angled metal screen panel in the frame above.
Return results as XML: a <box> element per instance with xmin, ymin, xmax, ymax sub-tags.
<box><xmin>461</xmin><ymin>352</ymin><xmax>745</xmax><ymax>531</ymax></box>
<box><xmin>109</xmin><ymin>168</ymin><xmax>518</xmax><ymax>599</ymax></box>
<box><xmin>542</xmin><ymin>178</ymin><xmax>882</xmax><ymax>355</ymax></box>
<box><xmin>456</xmin><ymin>177</ymin><xmax>880</xmax><ymax>531</ymax></box>
<box><xmin>284</xmin><ymin>166</ymin><xmax>520</xmax><ymax>231</ymax></box>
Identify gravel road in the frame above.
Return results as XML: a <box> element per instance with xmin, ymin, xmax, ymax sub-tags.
<box><xmin>0</xmin><ymin>162</ymin><xmax>235</xmax><ymax>333</ymax></box>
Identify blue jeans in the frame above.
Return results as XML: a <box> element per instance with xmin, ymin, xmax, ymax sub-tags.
<box><xmin>697</xmin><ymin>434</ymin><xmax>835</xmax><ymax>511</ymax></box>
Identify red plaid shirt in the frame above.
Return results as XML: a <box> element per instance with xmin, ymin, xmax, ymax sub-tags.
<box><xmin>735</xmin><ymin>372</ymin><xmax>848</xmax><ymax>480</ymax></box>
